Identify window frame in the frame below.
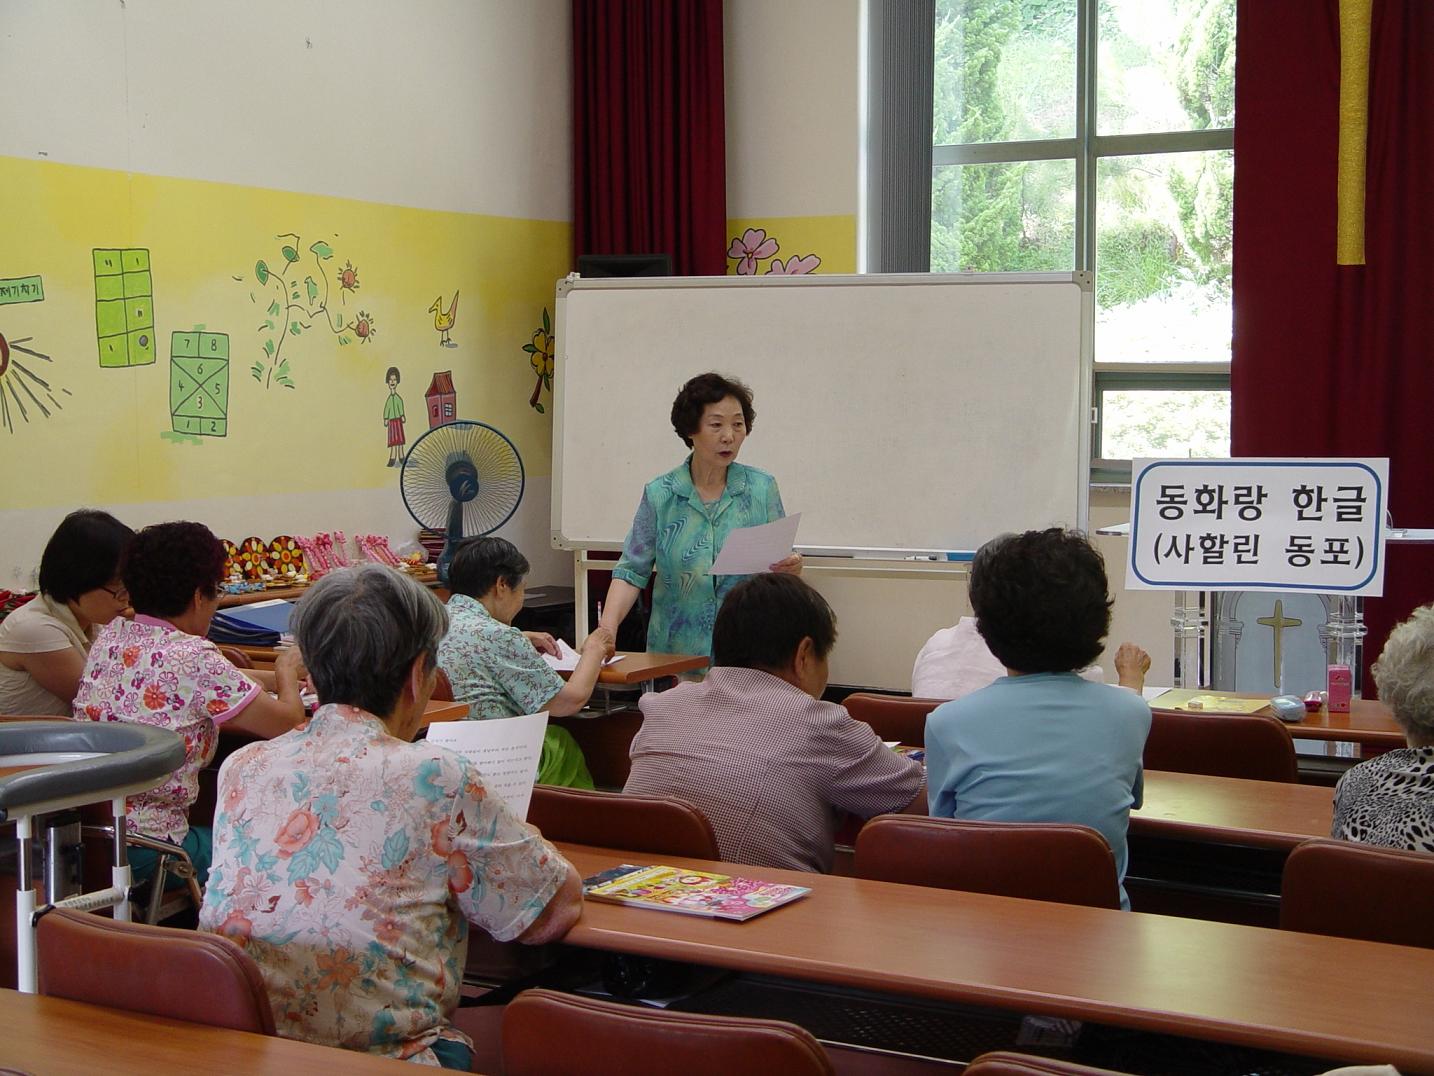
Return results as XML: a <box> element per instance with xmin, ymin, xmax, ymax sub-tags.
<box><xmin>929</xmin><ymin>0</ymin><xmax>1234</xmax><ymax>468</ymax></box>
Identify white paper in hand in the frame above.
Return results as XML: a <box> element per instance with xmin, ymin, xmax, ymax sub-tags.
<box><xmin>425</xmin><ymin>711</ymin><xmax>548</xmax><ymax>820</ymax></box>
<box><xmin>709</xmin><ymin>513</ymin><xmax>801</xmax><ymax>576</ymax></box>
<box><xmin>540</xmin><ymin>639</ymin><xmax>626</xmax><ymax>671</ymax></box>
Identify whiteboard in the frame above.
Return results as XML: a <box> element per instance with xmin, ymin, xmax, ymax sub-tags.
<box><xmin>552</xmin><ymin>272</ymin><xmax>1092</xmax><ymax>553</ymax></box>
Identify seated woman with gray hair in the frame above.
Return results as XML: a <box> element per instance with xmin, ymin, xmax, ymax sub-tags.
<box><xmin>199</xmin><ymin>564</ymin><xmax>582</xmax><ymax>1069</ymax></box>
<box><xmin>1331</xmin><ymin>604</ymin><xmax>1434</xmax><ymax>852</ymax></box>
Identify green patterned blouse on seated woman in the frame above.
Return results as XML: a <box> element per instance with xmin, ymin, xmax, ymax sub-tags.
<box><xmin>437</xmin><ymin>595</ymin><xmax>594</xmax><ymax>789</ymax></box>
<box><xmin>611</xmin><ymin>457</ymin><xmax>786</xmax><ymax>658</ymax></box>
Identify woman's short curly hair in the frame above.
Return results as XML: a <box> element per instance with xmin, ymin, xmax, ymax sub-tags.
<box><xmin>670</xmin><ymin>372</ymin><xmax>755</xmax><ymax>447</ymax></box>
<box><xmin>123</xmin><ymin>521</ymin><xmax>228</xmax><ymax>618</ymax></box>
<box><xmin>1372</xmin><ymin>604</ymin><xmax>1434</xmax><ymax>744</ymax></box>
<box><xmin>969</xmin><ymin>528</ymin><xmax>1113</xmax><ymax>674</ymax></box>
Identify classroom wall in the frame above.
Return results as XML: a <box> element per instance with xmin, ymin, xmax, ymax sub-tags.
<box><xmin>723</xmin><ymin>0</ymin><xmax>859</xmax><ymax>274</ymax></box>
<box><xmin>0</xmin><ymin>0</ymin><xmax>573</xmax><ymax>588</ymax></box>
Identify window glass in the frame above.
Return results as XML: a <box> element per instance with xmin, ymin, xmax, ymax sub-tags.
<box><xmin>1098</xmin><ymin>0</ymin><xmax>1235</xmax><ymax>135</ymax></box>
<box><xmin>934</xmin><ymin>0</ymin><xmax>1078</xmax><ymax>144</ymax></box>
<box><xmin>1095</xmin><ymin>150</ymin><xmax>1232</xmax><ymax>362</ymax></box>
<box><xmin>932</xmin><ymin>161</ymin><xmax>1076</xmax><ymax>273</ymax></box>
<box><xmin>1100</xmin><ymin>389</ymin><xmax>1231</xmax><ymax>458</ymax></box>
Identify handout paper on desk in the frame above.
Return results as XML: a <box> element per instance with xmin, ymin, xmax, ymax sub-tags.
<box><xmin>425</xmin><ymin>711</ymin><xmax>547</xmax><ymax>820</ymax></box>
<box><xmin>540</xmin><ymin>639</ymin><xmax>627</xmax><ymax>672</ymax></box>
<box><xmin>709</xmin><ymin>513</ymin><xmax>802</xmax><ymax>576</ymax></box>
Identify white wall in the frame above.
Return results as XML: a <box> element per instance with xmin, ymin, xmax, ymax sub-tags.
<box><xmin>0</xmin><ymin>0</ymin><xmax>571</xmax><ymax>219</ymax></box>
<box><xmin>724</xmin><ymin>0</ymin><xmax>860</xmax><ymax>218</ymax></box>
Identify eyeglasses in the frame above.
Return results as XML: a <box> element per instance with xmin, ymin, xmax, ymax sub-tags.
<box><xmin>101</xmin><ymin>584</ymin><xmax>129</xmax><ymax>603</ymax></box>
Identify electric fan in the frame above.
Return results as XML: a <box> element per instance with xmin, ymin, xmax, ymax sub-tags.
<box><xmin>399</xmin><ymin>421</ymin><xmax>525</xmax><ymax>582</ymax></box>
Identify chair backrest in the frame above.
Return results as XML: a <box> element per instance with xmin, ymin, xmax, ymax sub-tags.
<box><xmin>1144</xmin><ymin>709</ymin><xmax>1298</xmax><ymax>782</ymax></box>
<box><xmin>36</xmin><ymin>908</ymin><xmax>275</xmax><ymax>1034</ymax></box>
<box><xmin>965</xmin><ymin>1050</ymin><xmax>1133</xmax><ymax>1075</ymax></box>
<box><xmin>841</xmin><ymin>692</ymin><xmax>943</xmax><ymax>747</ymax></box>
<box><xmin>526</xmin><ymin>785</ymin><xmax>720</xmax><ymax>859</ymax></box>
<box><xmin>502</xmin><ymin>988</ymin><xmax>833</xmax><ymax>1075</ymax></box>
<box><xmin>431</xmin><ymin>666</ymin><xmax>455</xmax><ymax>702</ymax></box>
<box><xmin>854</xmin><ymin>815</ymin><xmax>1122</xmax><ymax>909</ymax></box>
<box><xmin>217</xmin><ymin>645</ymin><xmax>253</xmax><ymax>670</ymax></box>
<box><xmin>1280</xmin><ymin>838</ymin><xmax>1434</xmax><ymax>949</ymax></box>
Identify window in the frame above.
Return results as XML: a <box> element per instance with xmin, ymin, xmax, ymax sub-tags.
<box><xmin>931</xmin><ymin>0</ymin><xmax>1234</xmax><ymax>464</ymax></box>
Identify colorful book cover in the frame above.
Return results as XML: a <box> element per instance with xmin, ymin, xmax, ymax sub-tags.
<box><xmin>581</xmin><ymin>864</ymin><xmax>811</xmax><ymax>922</ymax></box>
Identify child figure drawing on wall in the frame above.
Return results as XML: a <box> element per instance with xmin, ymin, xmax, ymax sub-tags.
<box><xmin>384</xmin><ymin>366</ymin><xmax>406</xmax><ymax>467</ymax></box>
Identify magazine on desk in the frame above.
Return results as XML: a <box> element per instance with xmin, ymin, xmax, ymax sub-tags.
<box><xmin>582</xmin><ymin>864</ymin><xmax>811</xmax><ymax>921</ymax></box>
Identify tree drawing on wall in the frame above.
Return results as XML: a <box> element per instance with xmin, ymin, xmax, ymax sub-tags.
<box><xmin>244</xmin><ymin>233</ymin><xmax>367</xmax><ymax>389</ymax></box>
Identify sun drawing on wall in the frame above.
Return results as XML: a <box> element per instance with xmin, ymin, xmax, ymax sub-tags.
<box><xmin>0</xmin><ymin>330</ymin><xmax>70</xmax><ymax>434</ymax></box>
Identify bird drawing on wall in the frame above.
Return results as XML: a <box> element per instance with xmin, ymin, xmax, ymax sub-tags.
<box><xmin>428</xmin><ymin>292</ymin><xmax>459</xmax><ymax>348</ymax></box>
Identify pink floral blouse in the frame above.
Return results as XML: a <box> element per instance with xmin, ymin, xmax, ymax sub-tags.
<box><xmin>198</xmin><ymin>703</ymin><xmax>570</xmax><ymax>1064</ymax></box>
<box><xmin>73</xmin><ymin>614</ymin><xmax>259</xmax><ymax>843</ymax></box>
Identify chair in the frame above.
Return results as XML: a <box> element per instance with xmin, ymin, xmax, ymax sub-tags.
<box><xmin>965</xmin><ymin>1051</ymin><xmax>1133</xmax><ymax>1075</ymax></box>
<box><xmin>841</xmin><ymin>692</ymin><xmax>944</xmax><ymax>747</ymax></box>
<box><xmin>526</xmin><ymin>785</ymin><xmax>720</xmax><ymax>859</ymax></box>
<box><xmin>1143</xmin><ymin>709</ymin><xmax>1298</xmax><ymax>782</ymax></box>
<box><xmin>501</xmin><ymin>988</ymin><xmax>833</xmax><ymax>1075</ymax></box>
<box><xmin>431</xmin><ymin>666</ymin><xmax>455</xmax><ymax>702</ymax></box>
<box><xmin>36</xmin><ymin>907</ymin><xmax>274</xmax><ymax>1033</ymax></box>
<box><xmin>1280</xmin><ymin>838</ymin><xmax>1434</xmax><ymax>949</ymax></box>
<box><xmin>218</xmin><ymin>645</ymin><xmax>253</xmax><ymax>670</ymax></box>
<box><xmin>854</xmin><ymin>815</ymin><xmax>1122</xmax><ymax>909</ymax></box>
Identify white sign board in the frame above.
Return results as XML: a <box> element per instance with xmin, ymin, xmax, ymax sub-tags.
<box><xmin>1128</xmin><ymin>459</ymin><xmax>1387</xmax><ymax>595</ymax></box>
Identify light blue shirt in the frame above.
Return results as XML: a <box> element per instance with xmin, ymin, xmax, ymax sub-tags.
<box><xmin>925</xmin><ymin>672</ymin><xmax>1151</xmax><ymax>909</ymax></box>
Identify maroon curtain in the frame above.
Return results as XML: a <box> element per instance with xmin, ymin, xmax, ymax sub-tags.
<box><xmin>572</xmin><ymin>0</ymin><xmax>728</xmax><ymax>275</ymax></box>
<box><xmin>1232</xmin><ymin>0</ymin><xmax>1434</xmax><ymax>692</ymax></box>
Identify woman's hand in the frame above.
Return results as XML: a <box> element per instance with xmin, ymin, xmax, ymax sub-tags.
<box><xmin>1114</xmin><ymin>642</ymin><xmax>1151</xmax><ymax>692</ymax></box>
<box><xmin>524</xmin><ymin>631</ymin><xmax>560</xmax><ymax>657</ymax></box>
<box><xmin>582</xmin><ymin>626</ymin><xmax>616</xmax><ymax>660</ymax></box>
<box><xmin>769</xmin><ymin>553</ymin><xmax>803</xmax><ymax>576</ymax></box>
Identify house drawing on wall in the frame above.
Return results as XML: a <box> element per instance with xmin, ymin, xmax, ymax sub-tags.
<box><xmin>425</xmin><ymin>370</ymin><xmax>457</xmax><ymax>428</ymax></box>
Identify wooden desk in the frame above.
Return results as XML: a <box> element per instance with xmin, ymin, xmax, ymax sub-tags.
<box><xmin>592</xmin><ymin>651</ymin><xmax>708</xmax><ymax>686</ymax></box>
<box><xmin>1151</xmin><ymin>693</ymin><xmax>1403</xmax><ymax>748</ymax></box>
<box><xmin>217</xmin><ymin>579</ymin><xmax>446</xmax><ymax>608</ymax></box>
<box><xmin>557</xmin><ymin>843</ymin><xmax>1434</xmax><ymax>1071</ymax></box>
<box><xmin>1132</xmin><ymin>769</ymin><xmax>1333</xmax><ymax>851</ymax></box>
<box><xmin>418</xmin><ymin>700</ymin><xmax>470</xmax><ymax>728</ymax></box>
<box><xmin>0</xmin><ymin>988</ymin><xmax>410</xmax><ymax>1072</ymax></box>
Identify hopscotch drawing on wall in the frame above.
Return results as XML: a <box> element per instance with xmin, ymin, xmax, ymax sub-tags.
<box><xmin>94</xmin><ymin>249</ymin><xmax>156</xmax><ymax>367</ymax></box>
<box><xmin>170</xmin><ymin>330</ymin><xmax>231</xmax><ymax>438</ymax></box>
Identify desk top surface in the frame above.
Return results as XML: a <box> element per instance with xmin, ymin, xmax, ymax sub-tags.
<box><xmin>1132</xmin><ymin>769</ymin><xmax>1333</xmax><ymax>849</ymax></box>
<box><xmin>0</xmin><ymin>989</ymin><xmax>410</xmax><ymax>1072</ymax></box>
<box><xmin>594</xmin><ymin>652</ymin><xmax>708</xmax><ymax>685</ymax></box>
<box><xmin>557</xmin><ymin>843</ymin><xmax>1434</xmax><ymax>1070</ymax></box>
<box><xmin>1150</xmin><ymin>692</ymin><xmax>1402</xmax><ymax>746</ymax></box>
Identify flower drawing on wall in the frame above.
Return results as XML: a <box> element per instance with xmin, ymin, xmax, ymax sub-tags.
<box><xmin>726</xmin><ymin>229</ymin><xmax>823</xmax><ymax>277</ymax></box>
<box><xmin>727</xmin><ymin>228</ymin><xmax>779</xmax><ymax>275</ymax></box>
<box><xmin>522</xmin><ymin>307</ymin><xmax>554</xmax><ymax>413</ymax></box>
<box><xmin>766</xmin><ymin>254</ymin><xmax>822</xmax><ymax>275</ymax></box>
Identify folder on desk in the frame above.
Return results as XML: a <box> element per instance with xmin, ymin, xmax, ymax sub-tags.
<box><xmin>213</xmin><ymin>599</ymin><xmax>295</xmax><ymax>635</ymax></box>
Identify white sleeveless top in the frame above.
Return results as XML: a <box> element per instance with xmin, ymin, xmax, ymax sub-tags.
<box><xmin>0</xmin><ymin>595</ymin><xmax>92</xmax><ymax>716</ymax></box>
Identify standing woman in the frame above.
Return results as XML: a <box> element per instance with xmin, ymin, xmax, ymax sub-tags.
<box><xmin>0</xmin><ymin>510</ymin><xmax>134</xmax><ymax>715</ymax></box>
<box><xmin>597</xmin><ymin>373</ymin><xmax>801</xmax><ymax>658</ymax></box>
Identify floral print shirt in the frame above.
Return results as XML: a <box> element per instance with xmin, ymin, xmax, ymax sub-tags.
<box><xmin>73</xmin><ymin>614</ymin><xmax>259</xmax><ymax>843</ymax></box>
<box><xmin>198</xmin><ymin>704</ymin><xmax>569</xmax><ymax>1063</ymax></box>
<box><xmin>437</xmin><ymin>595</ymin><xmax>563</xmax><ymax>720</ymax></box>
<box><xmin>612</xmin><ymin>458</ymin><xmax>786</xmax><ymax>657</ymax></box>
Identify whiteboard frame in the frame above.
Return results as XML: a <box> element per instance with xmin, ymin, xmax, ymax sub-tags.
<box><xmin>551</xmin><ymin>270</ymin><xmax>1094</xmax><ymax>555</ymax></box>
